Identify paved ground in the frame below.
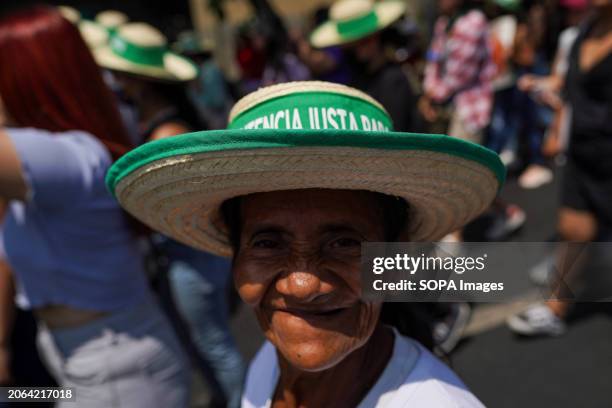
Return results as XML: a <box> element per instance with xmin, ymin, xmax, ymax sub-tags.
<box><xmin>450</xmin><ymin>169</ymin><xmax>612</xmax><ymax>408</ymax></box>
<box><xmin>225</xmin><ymin>165</ymin><xmax>612</xmax><ymax>408</ymax></box>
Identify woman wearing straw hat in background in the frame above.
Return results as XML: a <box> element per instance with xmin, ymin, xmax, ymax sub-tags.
<box><xmin>92</xmin><ymin>22</ymin><xmax>203</xmax><ymax>141</ymax></box>
<box><xmin>92</xmin><ymin>21</ymin><xmax>247</xmax><ymax>407</ymax></box>
<box><xmin>0</xmin><ymin>6</ymin><xmax>190</xmax><ymax>407</ymax></box>
<box><xmin>310</xmin><ymin>0</ymin><xmax>420</xmax><ymax>133</ymax></box>
<box><xmin>107</xmin><ymin>80</ymin><xmax>504</xmax><ymax>407</ymax></box>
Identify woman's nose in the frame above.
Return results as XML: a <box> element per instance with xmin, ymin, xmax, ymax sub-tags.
<box><xmin>284</xmin><ymin>271</ymin><xmax>322</xmax><ymax>302</ymax></box>
<box><xmin>276</xmin><ymin>253</ymin><xmax>326</xmax><ymax>303</ymax></box>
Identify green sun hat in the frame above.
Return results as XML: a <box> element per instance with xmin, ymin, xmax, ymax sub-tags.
<box><xmin>106</xmin><ymin>81</ymin><xmax>505</xmax><ymax>257</ymax></box>
<box><xmin>310</xmin><ymin>0</ymin><xmax>406</xmax><ymax>48</ymax></box>
<box><xmin>92</xmin><ymin>22</ymin><xmax>198</xmax><ymax>82</ymax></box>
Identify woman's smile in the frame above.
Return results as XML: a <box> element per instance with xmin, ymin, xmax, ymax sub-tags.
<box><xmin>267</xmin><ymin>303</ymin><xmax>354</xmax><ymax>326</ymax></box>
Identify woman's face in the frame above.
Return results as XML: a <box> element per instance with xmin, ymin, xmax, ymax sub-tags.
<box><xmin>232</xmin><ymin>189</ymin><xmax>386</xmax><ymax>372</ymax></box>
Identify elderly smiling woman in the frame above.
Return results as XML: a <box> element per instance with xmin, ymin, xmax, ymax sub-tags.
<box><xmin>107</xmin><ymin>81</ymin><xmax>504</xmax><ymax>407</ymax></box>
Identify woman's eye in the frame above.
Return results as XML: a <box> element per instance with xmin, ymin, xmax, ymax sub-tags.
<box><xmin>329</xmin><ymin>237</ymin><xmax>361</xmax><ymax>248</ymax></box>
<box><xmin>252</xmin><ymin>239</ymin><xmax>280</xmax><ymax>249</ymax></box>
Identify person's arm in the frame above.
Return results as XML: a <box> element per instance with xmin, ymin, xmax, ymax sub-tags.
<box><xmin>542</xmin><ymin>104</ymin><xmax>567</xmax><ymax>158</ymax></box>
<box><xmin>516</xmin><ymin>33</ymin><xmax>567</xmax><ymax>104</ymax></box>
<box><xmin>1</xmin><ymin>128</ymin><xmax>111</xmax><ymax>210</ymax></box>
<box><xmin>0</xmin><ymin>129</ymin><xmax>28</xmax><ymax>201</ymax></box>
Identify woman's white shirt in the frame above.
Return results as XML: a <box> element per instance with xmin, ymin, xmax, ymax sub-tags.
<box><xmin>242</xmin><ymin>328</ymin><xmax>485</xmax><ymax>408</ymax></box>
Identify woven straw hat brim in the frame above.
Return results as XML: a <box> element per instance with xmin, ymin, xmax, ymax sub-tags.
<box><xmin>93</xmin><ymin>46</ymin><xmax>198</xmax><ymax>82</ymax></box>
<box><xmin>310</xmin><ymin>1</ymin><xmax>405</xmax><ymax>48</ymax></box>
<box><xmin>107</xmin><ymin>129</ymin><xmax>505</xmax><ymax>257</ymax></box>
<box><xmin>58</xmin><ymin>6</ymin><xmax>80</xmax><ymax>24</ymax></box>
<box><xmin>79</xmin><ymin>21</ymin><xmax>109</xmax><ymax>49</ymax></box>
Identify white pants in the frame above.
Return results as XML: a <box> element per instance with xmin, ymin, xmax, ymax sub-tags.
<box><xmin>36</xmin><ymin>296</ymin><xmax>191</xmax><ymax>408</ymax></box>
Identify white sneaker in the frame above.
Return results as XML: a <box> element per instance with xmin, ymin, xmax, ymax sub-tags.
<box><xmin>507</xmin><ymin>303</ymin><xmax>566</xmax><ymax>336</ymax></box>
<box><xmin>518</xmin><ymin>165</ymin><xmax>553</xmax><ymax>189</ymax></box>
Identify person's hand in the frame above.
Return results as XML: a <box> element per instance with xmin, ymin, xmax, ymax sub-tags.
<box><xmin>517</xmin><ymin>74</ymin><xmax>539</xmax><ymax>92</ymax></box>
<box><xmin>539</xmin><ymin>90</ymin><xmax>563</xmax><ymax>111</ymax></box>
<box><xmin>0</xmin><ymin>347</ymin><xmax>12</xmax><ymax>385</ymax></box>
<box><xmin>418</xmin><ymin>96</ymin><xmax>438</xmax><ymax>123</ymax></box>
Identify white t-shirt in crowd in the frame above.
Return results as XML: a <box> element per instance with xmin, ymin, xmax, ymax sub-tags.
<box><xmin>242</xmin><ymin>328</ymin><xmax>485</xmax><ymax>408</ymax></box>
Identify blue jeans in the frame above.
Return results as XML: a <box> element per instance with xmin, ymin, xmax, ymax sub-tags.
<box><xmin>486</xmin><ymin>59</ymin><xmax>552</xmax><ymax>164</ymax></box>
<box><xmin>163</xmin><ymin>240</ymin><xmax>245</xmax><ymax>408</ymax></box>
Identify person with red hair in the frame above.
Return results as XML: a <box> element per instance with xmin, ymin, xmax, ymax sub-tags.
<box><xmin>0</xmin><ymin>6</ymin><xmax>190</xmax><ymax>407</ymax></box>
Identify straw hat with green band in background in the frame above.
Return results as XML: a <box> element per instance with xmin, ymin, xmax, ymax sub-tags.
<box><xmin>58</xmin><ymin>5</ymin><xmax>80</xmax><ymax>24</ymax></box>
<box><xmin>95</xmin><ymin>10</ymin><xmax>129</xmax><ymax>32</ymax></box>
<box><xmin>57</xmin><ymin>6</ymin><xmax>119</xmax><ymax>49</ymax></box>
<box><xmin>93</xmin><ymin>22</ymin><xmax>198</xmax><ymax>82</ymax></box>
<box><xmin>310</xmin><ymin>0</ymin><xmax>406</xmax><ymax>48</ymax></box>
<box><xmin>106</xmin><ymin>81</ymin><xmax>505</xmax><ymax>257</ymax></box>
<box><xmin>57</xmin><ymin>5</ymin><xmax>107</xmax><ymax>48</ymax></box>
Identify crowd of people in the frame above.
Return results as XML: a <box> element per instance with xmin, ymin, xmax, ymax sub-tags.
<box><xmin>0</xmin><ymin>0</ymin><xmax>610</xmax><ymax>406</ymax></box>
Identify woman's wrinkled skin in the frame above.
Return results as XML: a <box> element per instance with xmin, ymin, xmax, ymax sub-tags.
<box><xmin>232</xmin><ymin>189</ymin><xmax>394</xmax><ymax>407</ymax></box>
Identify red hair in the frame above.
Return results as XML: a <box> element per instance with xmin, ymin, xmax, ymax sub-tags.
<box><xmin>0</xmin><ymin>6</ymin><xmax>132</xmax><ymax>160</ymax></box>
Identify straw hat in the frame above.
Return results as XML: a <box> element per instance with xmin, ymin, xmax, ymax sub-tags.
<box><xmin>106</xmin><ymin>81</ymin><xmax>505</xmax><ymax>257</ymax></box>
<box><xmin>310</xmin><ymin>0</ymin><xmax>406</xmax><ymax>48</ymax></box>
<box><xmin>57</xmin><ymin>6</ymin><xmax>108</xmax><ymax>49</ymax></box>
<box><xmin>58</xmin><ymin>5</ymin><xmax>80</xmax><ymax>24</ymax></box>
<box><xmin>93</xmin><ymin>23</ymin><xmax>198</xmax><ymax>82</ymax></box>
<box><xmin>80</xmin><ymin>10</ymin><xmax>129</xmax><ymax>50</ymax></box>
<box><xmin>78</xmin><ymin>20</ymin><xmax>109</xmax><ymax>49</ymax></box>
<box><xmin>95</xmin><ymin>10</ymin><xmax>128</xmax><ymax>31</ymax></box>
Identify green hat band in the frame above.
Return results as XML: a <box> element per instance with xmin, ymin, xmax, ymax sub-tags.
<box><xmin>228</xmin><ymin>91</ymin><xmax>393</xmax><ymax>132</ymax></box>
<box><xmin>494</xmin><ymin>0</ymin><xmax>521</xmax><ymax>11</ymax></box>
<box><xmin>110</xmin><ymin>34</ymin><xmax>165</xmax><ymax>67</ymax></box>
<box><xmin>336</xmin><ymin>11</ymin><xmax>379</xmax><ymax>39</ymax></box>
